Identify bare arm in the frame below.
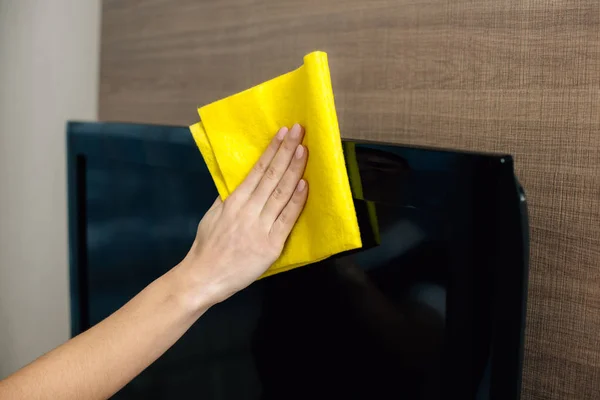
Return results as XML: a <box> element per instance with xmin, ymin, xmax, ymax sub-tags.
<box><xmin>0</xmin><ymin>124</ymin><xmax>308</xmax><ymax>400</ymax></box>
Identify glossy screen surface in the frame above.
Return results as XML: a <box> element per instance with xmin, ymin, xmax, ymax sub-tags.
<box><xmin>70</xmin><ymin>124</ymin><xmax>526</xmax><ymax>399</ymax></box>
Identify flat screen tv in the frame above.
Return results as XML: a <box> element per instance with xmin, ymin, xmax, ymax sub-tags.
<box><xmin>67</xmin><ymin>121</ymin><xmax>529</xmax><ymax>399</ymax></box>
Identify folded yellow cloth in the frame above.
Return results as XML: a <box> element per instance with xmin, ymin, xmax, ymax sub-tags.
<box><xmin>190</xmin><ymin>51</ymin><xmax>362</xmax><ymax>278</ymax></box>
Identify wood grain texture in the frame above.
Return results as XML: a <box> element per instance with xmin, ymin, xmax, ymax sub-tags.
<box><xmin>99</xmin><ymin>0</ymin><xmax>600</xmax><ymax>398</ymax></box>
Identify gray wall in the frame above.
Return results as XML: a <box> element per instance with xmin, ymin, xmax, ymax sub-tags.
<box><xmin>0</xmin><ymin>0</ymin><xmax>100</xmax><ymax>378</ymax></box>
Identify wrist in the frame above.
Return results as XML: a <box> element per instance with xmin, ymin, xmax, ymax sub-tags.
<box><xmin>167</xmin><ymin>261</ymin><xmax>220</xmax><ymax>317</ymax></box>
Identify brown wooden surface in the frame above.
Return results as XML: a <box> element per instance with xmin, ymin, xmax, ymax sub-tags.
<box><xmin>99</xmin><ymin>0</ymin><xmax>600</xmax><ymax>398</ymax></box>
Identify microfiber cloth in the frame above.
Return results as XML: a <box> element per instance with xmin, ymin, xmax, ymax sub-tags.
<box><xmin>189</xmin><ymin>51</ymin><xmax>362</xmax><ymax>278</ymax></box>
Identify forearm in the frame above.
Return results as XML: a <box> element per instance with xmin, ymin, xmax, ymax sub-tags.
<box><xmin>0</xmin><ymin>265</ymin><xmax>212</xmax><ymax>400</ymax></box>
<box><xmin>0</xmin><ymin>124</ymin><xmax>309</xmax><ymax>400</ymax></box>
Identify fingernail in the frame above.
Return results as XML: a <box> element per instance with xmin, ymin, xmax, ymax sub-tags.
<box><xmin>276</xmin><ymin>127</ymin><xmax>288</xmax><ymax>141</ymax></box>
<box><xmin>295</xmin><ymin>145</ymin><xmax>304</xmax><ymax>159</ymax></box>
<box><xmin>296</xmin><ymin>179</ymin><xmax>306</xmax><ymax>192</ymax></box>
<box><xmin>290</xmin><ymin>123</ymin><xmax>301</xmax><ymax>139</ymax></box>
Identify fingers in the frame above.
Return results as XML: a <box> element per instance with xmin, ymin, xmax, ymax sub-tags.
<box><xmin>235</xmin><ymin>126</ymin><xmax>288</xmax><ymax>199</ymax></box>
<box><xmin>251</xmin><ymin>124</ymin><xmax>305</xmax><ymax>206</ymax></box>
<box><xmin>261</xmin><ymin>143</ymin><xmax>308</xmax><ymax>223</ymax></box>
<box><xmin>270</xmin><ymin>179</ymin><xmax>309</xmax><ymax>243</ymax></box>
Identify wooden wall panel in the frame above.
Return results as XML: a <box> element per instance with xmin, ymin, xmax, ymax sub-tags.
<box><xmin>99</xmin><ymin>1</ymin><xmax>600</xmax><ymax>398</ymax></box>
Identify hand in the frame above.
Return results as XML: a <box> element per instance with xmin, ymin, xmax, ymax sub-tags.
<box><xmin>180</xmin><ymin>124</ymin><xmax>308</xmax><ymax>306</ymax></box>
<box><xmin>0</xmin><ymin>125</ymin><xmax>306</xmax><ymax>400</ymax></box>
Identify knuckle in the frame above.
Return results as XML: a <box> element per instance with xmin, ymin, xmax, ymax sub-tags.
<box><xmin>268</xmin><ymin>227</ymin><xmax>286</xmax><ymax>251</ymax></box>
<box><xmin>265</xmin><ymin>243</ymin><xmax>282</xmax><ymax>261</ymax></box>
<box><xmin>253</xmin><ymin>160</ymin><xmax>267</xmax><ymax>174</ymax></box>
<box><xmin>270</xmin><ymin>139</ymin><xmax>282</xmax><ymax>152</ymax></box>
<box><xmin>288</xmin><ymin>158</ymin><xmax>301</xmax><ymax>171</ymax></box>
<box><xmin>226</xmin><ymin>192</ymin><xmax>239</xmax><ymax>203</ymax></box>
<box><xmin>282</xmin><ymin>139</ymin><xmax>297</xmax><ymax>151</ymax></box>
<box><xmin>283</xmin><ymin>144</ymin><xmax>294</xmax><ymax>153</ymax></box>
<box><xmin>272</xmin><ymin>186</ymin><xmax>285</xmax><ymax>200</ymax></box>
<box><xmin>278</xmin><ymin>211</ymin><xmax>288</xmax><ymax>225</ymax></box>
<box><xmin>223</xmin><ymin>193</ymin><xmax>242</xmax><ymax>210</ymax></box>
<box><xmin>265</xmin><ymin>165</ymin><xmax>278</xmax><ymax>180</ymax></box>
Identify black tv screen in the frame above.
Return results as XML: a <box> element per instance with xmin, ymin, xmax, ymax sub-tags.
<box><xmin>67</xmin><ymin>122</ymin><xmax>528</xmax><ymax>399</ymax></box>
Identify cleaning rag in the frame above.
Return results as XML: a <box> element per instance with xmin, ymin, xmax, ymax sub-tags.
<box><xmin>190</xmin><ymin>51</ymin><xmax>362</xmax><ymax>277</ymax></box>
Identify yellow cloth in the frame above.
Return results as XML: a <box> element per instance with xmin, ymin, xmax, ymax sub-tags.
<box><xmin>189</xmin><ymin>51</ymin><xmax>362</xmax><ymax>278</ymax></box>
